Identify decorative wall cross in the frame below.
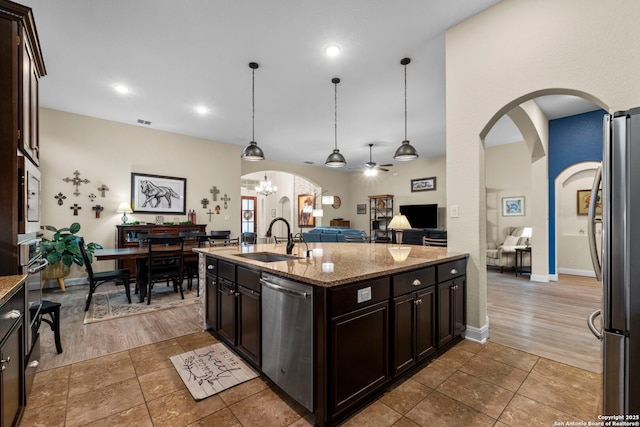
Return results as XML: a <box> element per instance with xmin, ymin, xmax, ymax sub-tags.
<box><xmin>221</xmin><ymin>194</ymin><xmax>231</xmax><ymax>209</ymax></box>
<box><xmin>70</xmin><ymin>204</ymin><xmax>82</xmax><ymax>216</ymax></box>
<box><xmin>63</xmin><ymin>170</ymin><xmax>90</xmax><ymax>196</ymax></box>
<box><xmin>201</xmin><ymin>198</ymin><xmax>210</xmax><ymax>209</ymax></box>
<box><xmin>206</xmin><ymin>209</ymin><xmax>215</xmax><ymax>222</ymax></box>
<box><xmin>55</xmin><ymin>192</ymin><xmax>67</xmax><ymax>206</ymax></box>
<box><xmin>88</xmin><ymin>193</ymin><xmax>97</xmax><ymax>202</ymax></box>
<box><xmin>92</xmin><ymin>205</ymin><xmax>104</xmax><ymax>218</ymax></box>
<box><xmin>97</xmin><ymin>184</ymin><xmax>109</xmax><ymax>197</ymax></box>
<box><xmin>210</xmin><ymin>186</ymin><xmax>220</xmax><ymax>201</ymax></box>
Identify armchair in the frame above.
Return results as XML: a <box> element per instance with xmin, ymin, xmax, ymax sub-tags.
<box><xmin>487</xmin><ymin>227</ymin><xmax>529</xmax><ymax>273</ymax></box>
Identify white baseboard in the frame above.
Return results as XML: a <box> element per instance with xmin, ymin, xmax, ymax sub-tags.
<box><xmin>463</xmin><ymin>317</ymin><xmax>489</xmax><ymax>343</ymax></box>
<box><xmin>557</xmin><ymin>268</ymin><xmax>596</xmax><ymax>278</ymax></box>
<box><xmin>549</xmin><ymin>273</ymin><xmax>559</xmax><ymax>281</ymax></box>
<box><xmin>530</xmin><ymin>274</ymin><xmax>550</xmax><ymax>283</ymax></box>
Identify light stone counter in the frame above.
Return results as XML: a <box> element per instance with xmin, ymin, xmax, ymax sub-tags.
<box><xmin>194</xmin><ymin>242</ymin><xmax>467</xmax><ymax>287</ymax></box>
<box><xmin>0</xmin><ymin>274</ymin><xmax>27</xmax><ymax>305</ymax></box>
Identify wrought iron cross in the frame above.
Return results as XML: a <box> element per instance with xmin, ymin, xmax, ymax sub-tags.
<box><xmin>201</xmin><ymin>198</ymin><xmax>210</xmax><ymax>209</ymax></box>
<box><xmin>70</xmin><ymin>204</ymin><xmax>82</xmax><ymax>216</ymax></box>
<box><xmin>206</xmin><ymin>209</ymin><xmax>215</xmax><ymax>222</ymax></box>
<box><xmin>221</xmin><ymin>194</ymin><xmax>231</xmax><ymax>209</ymax></box>
<box><xmin>92</xmin><ymin>205</ymin><xmax>104</xmax><ymax>218</ymax></box>
<box><xmin>63</xmin><ymin>170</ymin><xmax>90</xmax><ymax>196</ymax></box>
<box><xmin>97</xmin><ymin>184</ymin><xmax>109</xmax><ymax>197</ymax></box>
<box><xmin>210</xmin><ymin>186</ymin><xmax>220</xmax><ymax>201</ymax></box>
<box><xmin>55</xmin><ymin>192</ymin><xmax>67</xmax><ymax>206</ymax></box>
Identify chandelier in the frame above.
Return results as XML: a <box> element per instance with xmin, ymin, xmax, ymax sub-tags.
<box><xmin>256</xmin><ymin>173</ymin><xmax>277</xmax><ymax>196</ymax></box>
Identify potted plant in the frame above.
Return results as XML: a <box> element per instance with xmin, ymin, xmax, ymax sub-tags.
<box><xmin>40</xmin><ymin>222</ymin><xmax>102</xmax><ymax>291</ymax></box>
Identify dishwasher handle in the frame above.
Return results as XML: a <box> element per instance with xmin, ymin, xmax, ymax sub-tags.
<box><xmin>260</xmin><ymin>279</ymin><xmax>310</xmax><ymax>298</ymax></box>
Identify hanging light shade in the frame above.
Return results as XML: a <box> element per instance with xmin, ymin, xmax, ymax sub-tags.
<box><xmin>325</xmin><ymin>77</ymin><xmax>346</xmax><ymax>167</ymax></box>
<box><xmin>394</xmin><ymin>58</ymin><xmax>419</xmax><ymax>161</ymax></box>
<box><xmin>242</xmin><ymin>62</ymin><xmax>265</xmax><ymax>161</ymax></box>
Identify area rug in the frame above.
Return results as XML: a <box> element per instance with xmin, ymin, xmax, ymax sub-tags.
<box><xmin>83</xmin><ymin>286</ymin><xmax>199</xmax><ymax>324</ymax></box>
<box><xmin>170</xmin><ymin>342</ymin><xmax>259</xmax><ymax>400</ymax></box>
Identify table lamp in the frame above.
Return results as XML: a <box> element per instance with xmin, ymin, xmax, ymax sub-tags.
<box><xmin>522</xmin><ymin>227</ymin><xmax>532</xmax><ymax>247</ymax></box>
<box><xmin>116</xmin><ymin>202</ymin><xmax>132</xmax><ymax>224</ymax></box>
<box><xmin>388</xmin><ymin>214</ymin><xmax>412</xmax><ymax>245</ymax></box>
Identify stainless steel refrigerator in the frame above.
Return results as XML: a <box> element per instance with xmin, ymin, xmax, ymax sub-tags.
<box><xmin>588</xmin><ymin>108</ymin><xmax>640</xmax><ymax>416</ymax></box>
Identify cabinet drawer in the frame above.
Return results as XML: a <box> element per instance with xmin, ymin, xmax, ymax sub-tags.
<box><xmin>437</xmin><ymin>259</ymin><xmax>467</xmax><ymax>282</ymax></box>
<box><xmin>237</xmin><ymin>266</ymin><xmax>261</xmax><ymax>293</ymax></box>
<box><xmin>330</xmin><ymin>277</ymin><xmax>390</xmax><ymax>317</ymax></box>
<box><xmin>392</xmin><ymin>267</ymin><xmax>435</xmax><ymax>296</ymax></box>
<box><xmin>218</xmin><ymin>260</ymin><xmax>236</xmax><ymax>282</ymax></box>
<box><xmin>205</xmin><ymin>257</ymin><xmax>217</xmax><ymax>275</ymax></box>
<box><xmin>1</xmin><ymin>286</ymin><xmax>25</xmax><ymax>340</ymax></box>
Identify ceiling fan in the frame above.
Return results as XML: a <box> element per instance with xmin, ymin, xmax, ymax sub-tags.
<box><xmin>364</xmin><ymin>143</ymin><xmax>393</xmax><ymax>174</ymax></box>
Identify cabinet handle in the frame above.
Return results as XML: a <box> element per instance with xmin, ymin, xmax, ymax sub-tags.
<box><xmin>235</xmin><ymin>292</ymin><xmax>240</xmax><ymax>297</ymax></box>
<box><xmin>3</xmin><ymin>310</ymin><xmax>21</xmax><ymax>320</ymax></box>
<box><xmin>412</xmin><ymin>279</ymin><xmax>421</xmax><ymax>286</ymax></box>
<box><xmin>0</xmin><ymin>356</ymin><xmax>10</xmax><ymax>363</ymax></box>
<box><xmin>1</xmin><ymin>365</ymin><xmax>5</xmax><ymax>372</ymax></box>
<box><xmin>417</xmin><ymin>298</ymin><xmax>422</xmax><ymax>305</ymax></box>
<box><xmin>450</xmin><ymin>268</ymin><xmax>458</xmax><ymax>275</ymax></box>
<box><xmin>28</xmin><ymin>360</ymin><xmax>39</xmax><ymax>369</ymax></box>
<box><xmin>207</xmin><ymin>265</ymin><xmax>214</xmax><ymax>270</ymax></box>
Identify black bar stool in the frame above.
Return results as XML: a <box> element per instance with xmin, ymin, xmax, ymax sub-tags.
<box><xmin>32</xmin><ymin>300</ymin><xmax>62</xmax><ymax>354</ymax></box>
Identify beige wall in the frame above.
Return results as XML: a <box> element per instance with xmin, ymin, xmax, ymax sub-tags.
<box><xmin>40</xmin><ymin>108</ymin><xmax>241</xmax><ymax>277</ymax></box>
<box><xmin>446</xmin><ymin>0</ymin><xmax>640</xmax><ymax>337</ymax></box>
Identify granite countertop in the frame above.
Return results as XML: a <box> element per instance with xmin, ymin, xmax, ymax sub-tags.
<box><xmin>194</xmin><ymin>243</ymin><xmax>467</xmax><ymax>287</ymax></box>
<box><xmin>0</xmin><ymin>275</ymin><xmax>27</xmax><ymax>306</ymax></box>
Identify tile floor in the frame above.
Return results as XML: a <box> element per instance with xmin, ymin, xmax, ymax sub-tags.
<box><xmin>20</xmin><ymin>332</ymin><xmax>603</xmax><ymax>427</ymax></box>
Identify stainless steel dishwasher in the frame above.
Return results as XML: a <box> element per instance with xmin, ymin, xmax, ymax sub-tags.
<box><xmin>260</xmin><ymin>273</ymin><xmax>313</xmax><ymax>411</ymax></box>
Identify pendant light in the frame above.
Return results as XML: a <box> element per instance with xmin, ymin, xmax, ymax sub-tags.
<box><xmin>394</xmin><ymin>58</ymin><xmax>419</xmax><ymax>161</ymax></box>
<box><xmin>242</xmin><ymin>62</ymin><xmax>265</xmax><ymax>161</ymax></box>
<box><xmin>325</xmin><ymin>77</ymin><xmax>347</xmax><ymax>167</ymax></box>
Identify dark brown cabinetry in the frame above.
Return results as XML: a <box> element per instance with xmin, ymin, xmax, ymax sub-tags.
<box><xmin>115</xmin><ymin>224</ymin><xmax>207</xmax><ymax>279</ymax></box>
<box><xmin>236</xmin><ymin>267</ymin><xmax>261</xmax><ymax>365</ymax></box>
<box><xmin>0</xmin><ymin>1</ymin><xmax>46</xmax><ymax>276</ymax></box>
<box><xmin>437</xmin><ymin>259</ymin><xmax>467</xmax><ymax>347</ymax></box>
<box><xmin>0</xmin><ymin>281</ymin><xmax>26</xmax><ymax>427</ymax></box>
<box><xmin>328</xmin><ymin>278</ymin><xmax>390</xmax><ymax>418</ymax></box>
<box><xmin>205</xmin><ymin>257</ymin><xmax>217</xmax><ymax>330</ymax></box>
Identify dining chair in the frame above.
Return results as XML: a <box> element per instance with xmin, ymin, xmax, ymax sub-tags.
<box><xmin>422</xmin><ymin>236</ymin><xmax>447</xmax><ymax>247</ymax></box>
<box><xmin>146</xmin><ymin>236</ymin><xmax>185</xmax><ymax>305</ymax></box>
<box><xmin>179</xmin><ymin>231</ymin><xmax>207</xmax><ymax>293</ymax></box>
<box><xmin>242</xmin><ymin>232</ymin><xmax>257</xmax><ymax>245</ymax></box>
<box><xmin>78</xmin><ymin>237</ymin><xmax>131</xmax><ymax>311</ymax></box>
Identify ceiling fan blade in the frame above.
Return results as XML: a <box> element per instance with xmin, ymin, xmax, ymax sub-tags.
<box><xmin>379</xmin><ymin>163</ymin><xmax>393</xmax><ymax>167</ymax></box>
<box><xmin>378</xmin><ymin>167</ymin><xmax>390</xmax><ymax>172</ymax></box>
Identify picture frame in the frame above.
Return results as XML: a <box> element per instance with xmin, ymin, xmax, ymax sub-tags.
<box><xmin>502</xmin><ymin>196</ymin><xmax>525</xmax><ymax>216</ymax></box>
<box><xmin>131</xmin><ymin>172</ymin><xmax>187</xmax><ymax>214</ymax></box>
<box><xmin>298</xmin><ymin>193</ymin><xmax>315</xmax><ymax>227</ymax></box>
<box><xmin>411</xmin><ymin>177</ymin><xmax>436</xmax><ymax>192</ymax></box>
<box><xmin>357</xmin><ymin>204</ymin><xmax>366</xmax><ymax>215</ymax></box>
<box><xmin>577</xmin><ymin>189</ymin><xmax>602</xmax><ymax>216</ymax></box>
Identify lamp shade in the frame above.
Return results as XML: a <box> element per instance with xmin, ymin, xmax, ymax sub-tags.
<box><xmin>242</xmin><ymin>141</ymin><xmax>265</xmax><ymax>161</ymax></box>
<box><xmin>116</xmin><ymin>202</ymin><xmax>132</xmax><ymax>213</ymax></box>
<box><xmin>522</xmin><ymin>227</ymin><xmax>532</xmax><ymax>238</ymax></box>
<box><xmin>388</xmin><ymin>214</ymin><xmax>412</xmax><ymax>230</ymax></box>
<box><xmin>322</xmin><ymin>196</ymin><xmax>334</xmax><ymax>205</ymax></box>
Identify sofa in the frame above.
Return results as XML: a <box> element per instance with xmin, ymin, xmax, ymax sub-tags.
<box><xmin>302</xmin><ymin>226</ymin><xmax>368</xmax><ymax>243</ymax></box>
<box><xmin>486</xmin><ymin>226</ymin><xmax>530</xmax><ymax>273</ymax></box>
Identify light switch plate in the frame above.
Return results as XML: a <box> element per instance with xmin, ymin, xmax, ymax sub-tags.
<box><xmin>450</xmin><ymin>205</ymin><xmax>459</xmax><ymax>218</ymax></box>
<box><xmin>357</xmin><ymin>287</ymin><xmax>372</xmax><ymax>303</ymax></box>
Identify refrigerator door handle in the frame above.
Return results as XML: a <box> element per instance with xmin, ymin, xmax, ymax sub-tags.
<box><xmin>587</xmin><ymin>309</ymin><xmax>603</xmax><ymax>341</ymax></box>
<box><xmin>588</xmin><ymin>165</ymin><xmax>603</xmax><ymax>282</ymax></box>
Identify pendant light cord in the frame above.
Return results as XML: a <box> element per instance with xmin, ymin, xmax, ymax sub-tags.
<box><xmin>252</xmin><ymin>66</ymin><xmax>256</xmax><ymax>142</ymax></box>
<box><xmin>404</xmin><ymin>61</ymin><xmax>408</xmax><ymax>142</ymax></box>
<box><xmin>334</xmin><ymin>80</ymin><xmax>338</xmax><ymax>150</ymax></box>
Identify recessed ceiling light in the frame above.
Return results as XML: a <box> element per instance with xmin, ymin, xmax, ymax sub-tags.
<box><xmin>114</xmin><ymin>84</ymin><xmax>130</xmax><ymax>94</ymax></box>
<box><xmin>324</xmin><ymin>44</ymin><xmax>341</xmax><ymax>57</ymax></box>
<box><xmin>195</xmin><ymin>106</ymin><xmax>208</xmax><ymax>115</ymax></box>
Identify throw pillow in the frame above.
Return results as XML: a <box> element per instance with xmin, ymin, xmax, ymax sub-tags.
<box><xmin>502</xmin><ymin>235</ymin><xmax>520</xmax><ymax>251</ymax></box>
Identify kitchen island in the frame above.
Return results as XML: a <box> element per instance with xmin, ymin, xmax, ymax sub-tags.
<box><xmin>194</xmin><ymin>242</ymin><xmax>467</xmax><ymax>427</ymax></box>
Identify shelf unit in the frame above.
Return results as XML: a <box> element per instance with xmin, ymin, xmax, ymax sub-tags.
<box><xmin>369</xmin><ymin>195</ymin><xmax>394</xmax><ymax>243</ymax></box>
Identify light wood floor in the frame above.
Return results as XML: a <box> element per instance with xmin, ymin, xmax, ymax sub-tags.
<box><xmin>486</xmin><ymin>270</ymin><xmax>602</xmax><ymax>373</ymax></box>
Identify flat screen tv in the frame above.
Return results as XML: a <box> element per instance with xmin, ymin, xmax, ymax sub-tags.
<box><xmin>399</xmin><ymin>204</ymin><xmax>438</xmax><ymax>229</ymax></box>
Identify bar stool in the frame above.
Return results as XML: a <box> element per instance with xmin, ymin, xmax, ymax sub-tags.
<box><xmin>32</xmin><ymin>300</ymin><xmax>62</xmax><ymax>354</ymax></box>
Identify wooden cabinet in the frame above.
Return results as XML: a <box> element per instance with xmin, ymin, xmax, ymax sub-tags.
<box><xmin>328</xmin><ymin>278</ymin><xmax>390</xmax><ymax>418</ymax></box>
<box><xmin>0</xmin><ymin>280</ymin><xmax>26</xmax><ymax>427</ymax></box>
<box><xmin>236</xmin><ymin>267</ymin><xmax>261</xmax><ymax>366</ymax></box>
<box><xmin>437</xmin><ymin>260</ymin><xmax>467</xmax><ymax>347</ymax></box>
<box><xmin>0</xmin><ymin>1</ymin><xmax>46</xmax><ymax>276</ymax></box>
<box><xmin>205</xmin><ymin>257</ymin><xmax>217</xmax><ymax>331</ymax></box>
<box><xmin>115</xmin><ymin>224</ymin><xmax>206</xmax><ymax>279</ymax></box>
<box><xmin>392</xmin><ymin>267</ymin><xmax>436</xmax><ymax>376</ymax></box>
<box><xmin>369</xmin><ymin>195</ymin><xmax>394</xmax><ymax>243</ymax></box>
<box><xmin>329</xmin><ymin>220</ymin><xmax>350</xmax><ymax>227</ymax></box>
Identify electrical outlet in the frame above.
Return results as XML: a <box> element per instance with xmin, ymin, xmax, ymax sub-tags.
<box><xmin>224</xmin><ymin>215</ymin><xmax>229</xmax><ymax>220</ymax></box>
<box><xmin>450</xmin><ymin>205</ymin><xmax>459</xmax><ymax>218</ymax></box>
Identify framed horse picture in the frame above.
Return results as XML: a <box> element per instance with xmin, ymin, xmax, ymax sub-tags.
<box><xmin>131</xmin><ymin>172</ymin><xmax>187</xmax><ymax>214</ymax></box>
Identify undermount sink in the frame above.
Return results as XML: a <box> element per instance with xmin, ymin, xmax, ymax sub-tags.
<box><xmin>233</xmin><ymin>252</ymin><xmax>300</xmax><ymax>262</ymax></box>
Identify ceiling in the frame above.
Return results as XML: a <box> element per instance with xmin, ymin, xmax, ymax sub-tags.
<box><xmin>27</xmin><ymin>0</ymin><xmax>599</xmax><ymax>170</ymax></box>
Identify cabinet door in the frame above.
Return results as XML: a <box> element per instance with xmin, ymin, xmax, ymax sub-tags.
<box><xmin>392</xmin><ymin>293</ymin><xmax>415</xmax><ymax>376</ymax></box>
<box><xmin>452</xmin><ymin>277</ymin><xmax>466</xmax><ymax>337</ymax></box>
<box><xmin>330</xmin><ymin>300</ymin><xmax>389</xmax><ymax>418</ymax></box>
<box><xmin>437</xmin><ymin>281</ymin><xmax>454</xmax><ymax>348</ymax></box>
<box><xmin>1</xmin><ymin>322</ymin><xmax>24</xmax><ymax>427</ymax></box>
<box><xmin>217</xmin><ymin>281</ymin><xmax>236</xmax><ymax>345</ymax></box>
<box><xmin>415</xmin><ymin>286</ymin><xmax>436</xmax><ymax>361</ymax></box>
<box><xmin>205</xmin><ymin>273</ymin><xmax>218</xmax><ymax>330</ymax></box>
<box><xmin>237</xmin><ymin>286</ymin><xmax>261</xmax><ymax>366</ymax></box>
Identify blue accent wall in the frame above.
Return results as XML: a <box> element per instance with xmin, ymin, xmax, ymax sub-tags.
<box><xmin>548</xmin><ymin>109</ymin><xmax>605</xmax><ymax>274</ymax></box>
